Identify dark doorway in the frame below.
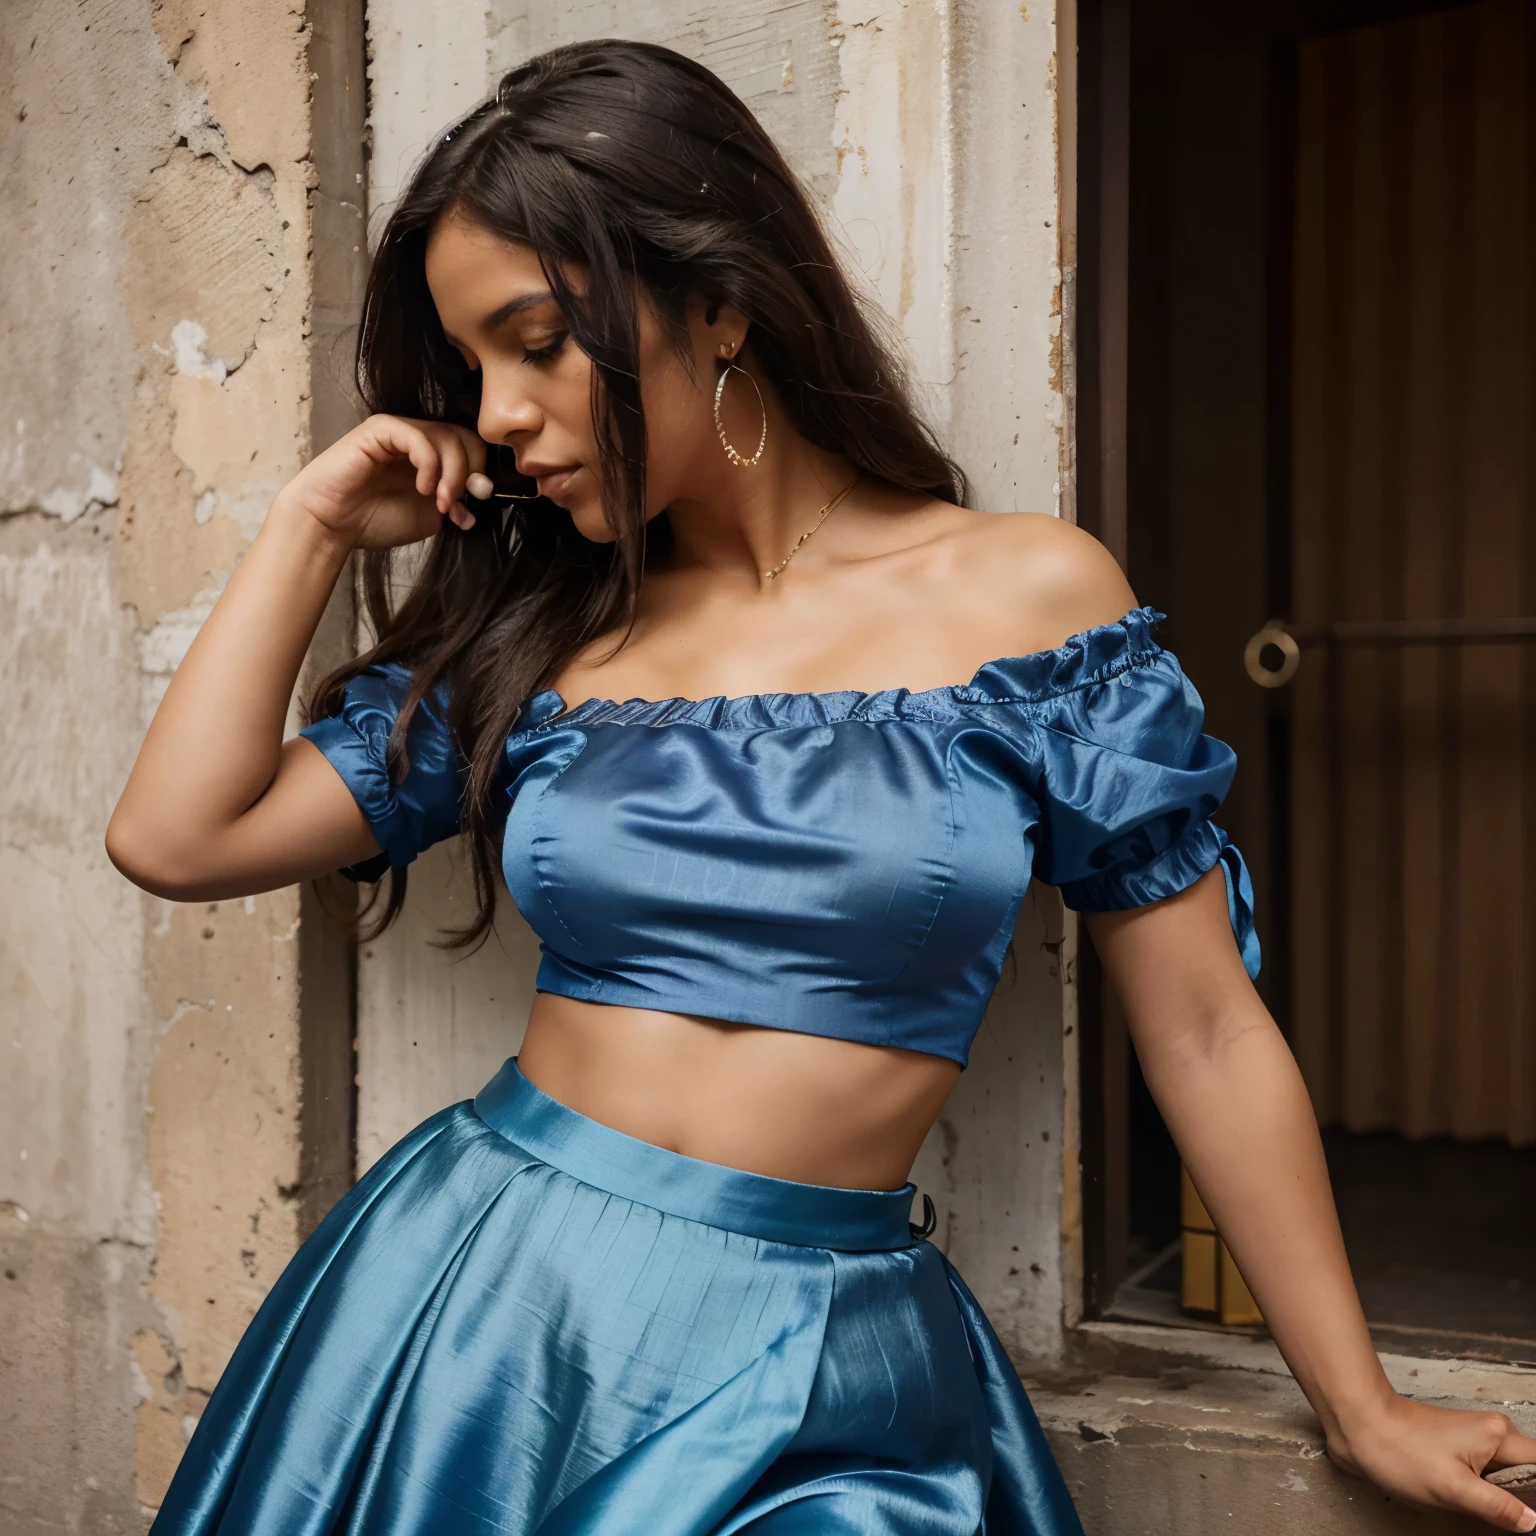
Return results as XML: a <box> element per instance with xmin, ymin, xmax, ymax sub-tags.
<box><xmin>1076</xmin><ymin>0</ymin><xmax>1536</xmax><ymax>1361</ymax></box>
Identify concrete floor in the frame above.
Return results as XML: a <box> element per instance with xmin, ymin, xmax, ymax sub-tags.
<box><xmin>1031</xmin><ymin>1323</ymin><xmax>1536</xmax><ymax>1534</ymax></box>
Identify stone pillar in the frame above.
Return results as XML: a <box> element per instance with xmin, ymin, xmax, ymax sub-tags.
<box><xmin>0</xmin><ymin>2</ymin><xmax>365</xmax><ymax>1526</ymax></box>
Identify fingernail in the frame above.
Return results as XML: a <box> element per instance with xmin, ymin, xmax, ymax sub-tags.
<box><xmin>1517</xmin><ymin>1509</ymin><xmax>1535</xmax><ymax>1533</ymax></box>
<box><xmin>459</xmin><ymin>511</ymin><xmax>476</xmax><ymax>530</ymax></box>
<box><xmin>466</xmin><ymin>472</ymin><xmax>494</xmax><ymax>499</ymax></box>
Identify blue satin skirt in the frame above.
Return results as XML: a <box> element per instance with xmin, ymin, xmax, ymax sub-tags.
<box><xmin>151</xmin><ymin>1059</ymin><xmax>1083</xmax><ymax>1534</ymax></box>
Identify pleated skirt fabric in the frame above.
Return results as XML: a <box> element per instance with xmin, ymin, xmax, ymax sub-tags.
<box><xmin>151</xmin><ymin>1058</ymin><xmax>1083</xmax><ymax>1535</ymax></box>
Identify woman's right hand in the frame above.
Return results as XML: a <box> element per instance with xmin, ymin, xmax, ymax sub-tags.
<box><xmin>279</xmin><ymin>414</ymin><xmax>494</xmax><ymax>550</ymax></box>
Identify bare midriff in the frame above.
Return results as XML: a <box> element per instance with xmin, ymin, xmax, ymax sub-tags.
<box><xmin>517</xmin><ymin>992</ymin><xmax>962</xmax><ymax>1191</ymax></box>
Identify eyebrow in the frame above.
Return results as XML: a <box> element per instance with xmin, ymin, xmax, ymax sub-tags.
<box><xmin>482</xmin><ymin>289</ymin><xmax>557</xmax><ymax>333</ymax></box>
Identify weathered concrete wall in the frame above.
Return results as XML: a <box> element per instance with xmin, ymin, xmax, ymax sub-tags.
<box><xmin>361</xmin><ymin>0</ymin><xmax>1079</xmax><ymax>1363</ymax></box>
<box><xmin>0</xmin><ymin>2</ymin><xmax>363</xmax><ymax>1528</ymax></box>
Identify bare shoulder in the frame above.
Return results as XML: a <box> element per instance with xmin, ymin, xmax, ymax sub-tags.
<box><xmin>939</xmin><ymin>509</ymin><xmax>1140</xmax><ymax>654</ymax></box>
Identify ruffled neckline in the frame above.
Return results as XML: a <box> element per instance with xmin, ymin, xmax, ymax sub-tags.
<box><xmin>515</xmin><ymin>605</ymin><xmax>1166</xmax><ymax>733</ymax></box>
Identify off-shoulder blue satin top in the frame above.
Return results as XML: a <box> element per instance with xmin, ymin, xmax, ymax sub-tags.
<box><xmin>302</xmin><ymin>607</ymin><xmax>1259</xmax><ymax>1066</ymax></box>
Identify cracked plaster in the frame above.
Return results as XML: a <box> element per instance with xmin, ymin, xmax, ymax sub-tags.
<box><xmin>1</xmin><ymin>0</ymin><xmax>323</xmax><ymax>1525</ymax></box>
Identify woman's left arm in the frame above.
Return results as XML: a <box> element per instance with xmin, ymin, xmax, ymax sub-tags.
<box><xmin>1087</xmin><ymin>867</ymin><xmax>1536</xmax><ymax>1533</ymax></box>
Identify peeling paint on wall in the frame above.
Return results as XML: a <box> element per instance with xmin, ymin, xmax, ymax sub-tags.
<box><xmin>828</xmin><ymin>0</ymin><xmax>955</xmax><ymax>421</ymax></box>
<box><xmin>367</xmin><ymin>1</ymin><xmax>492</xmax><ymax>234</ymax></box>
<box><xmin>0</xmin><ymin>0</ymin><xmax>333</xmax><ymax>1524</ymax></box>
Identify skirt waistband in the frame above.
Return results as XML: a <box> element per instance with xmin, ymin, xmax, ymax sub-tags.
<box><xmin>472</xmin><ymin>1058</ymin><xmax>917</xmax><ymax>1252</ymax></box>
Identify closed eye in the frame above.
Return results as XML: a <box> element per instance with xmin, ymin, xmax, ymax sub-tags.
<box><xmin>523</xmin><ymin>333</ymin><xmax>568</xmax><ymax>366</ymax></box>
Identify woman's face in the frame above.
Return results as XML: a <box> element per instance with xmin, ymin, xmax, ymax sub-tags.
<box><xmin>424</xmin><ymin>211</ymin><xmax>738</xmax><ymax>543</ymax></box>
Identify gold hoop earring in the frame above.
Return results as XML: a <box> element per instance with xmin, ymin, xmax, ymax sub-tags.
<box><xmin>713</xmin><ymin>362</ymin><xmax>767</xmax><ymax>468</ymax></box>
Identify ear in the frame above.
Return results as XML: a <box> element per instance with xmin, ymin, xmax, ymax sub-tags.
<box><xmin>686</xmin><ymin>292</ymin><xmax>750</xmax><ymax>366</ymax></box>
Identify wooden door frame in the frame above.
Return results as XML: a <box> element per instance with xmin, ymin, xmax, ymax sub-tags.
<box><xmin>1073</xmin><ymin>0</ymin><xmax>1133</xmax><ymax>1319</ymax></box>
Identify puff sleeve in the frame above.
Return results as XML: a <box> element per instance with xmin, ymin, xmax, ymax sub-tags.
<box><xmin>299</xmin><ymin>662</ymin><xmax>464</xmax><ymax>881</ymax></box>
<box><xmin>1029</xmin><ymin>643</ymin><xmax>1261</xmax><ymax>979</ymax></box>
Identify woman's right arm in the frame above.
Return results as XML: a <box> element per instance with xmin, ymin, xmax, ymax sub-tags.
<box><xmin>106</xmin><ymin>415</ymin><xmax>489</xmax><ymax>901</ymax></box>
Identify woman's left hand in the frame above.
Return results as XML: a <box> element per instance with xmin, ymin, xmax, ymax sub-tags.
<box><xmin>1331</xmin><ymin>1395</ymin><xmax>1536</xmax><ymax>1530</ymax></box>
<box><xmin>1087</xmin><ymin>876</ymin><xmax>1536</xmax><ymax>1533</ymax></box>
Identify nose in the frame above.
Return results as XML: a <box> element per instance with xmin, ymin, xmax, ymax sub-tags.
<box><xmin>477</xmin><ymin>368</ymin><xmax>542</xmax><ymax>448</ymax></box>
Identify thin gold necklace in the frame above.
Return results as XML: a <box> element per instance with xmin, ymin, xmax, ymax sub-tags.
<box><xmin>762</xmin><ymin>477</ymin><xmax>859</xmax><ymax>582</ymax></box>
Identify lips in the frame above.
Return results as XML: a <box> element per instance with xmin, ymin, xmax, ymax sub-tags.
<box><xmin>533</xmin><ymin>467</ymin><xmax>581</xmax><ymax>503</ymax></box>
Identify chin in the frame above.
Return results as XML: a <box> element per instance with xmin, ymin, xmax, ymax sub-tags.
<box><xmin>566</xmin><ymin>498</ymin><xmax>619</xmax><ymax>545</ymax></box>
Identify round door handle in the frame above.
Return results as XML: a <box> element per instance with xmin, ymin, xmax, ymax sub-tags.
<box><xmin>1244</xmin><ymin>625</ymin><xmax>1301</xmax><ymax>689</ymax></box>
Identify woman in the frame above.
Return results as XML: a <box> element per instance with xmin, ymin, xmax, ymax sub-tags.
<box><xmin>108</xmin><ymin>38</ymin><xmax>1536</xmax><ymax>1536</ymax></box>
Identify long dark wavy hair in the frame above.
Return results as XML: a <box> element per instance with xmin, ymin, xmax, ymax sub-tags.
<box><xmin>311</xmin><ymin>38</ymin><xmax>966</xmax><ymax>946</ymax></box>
